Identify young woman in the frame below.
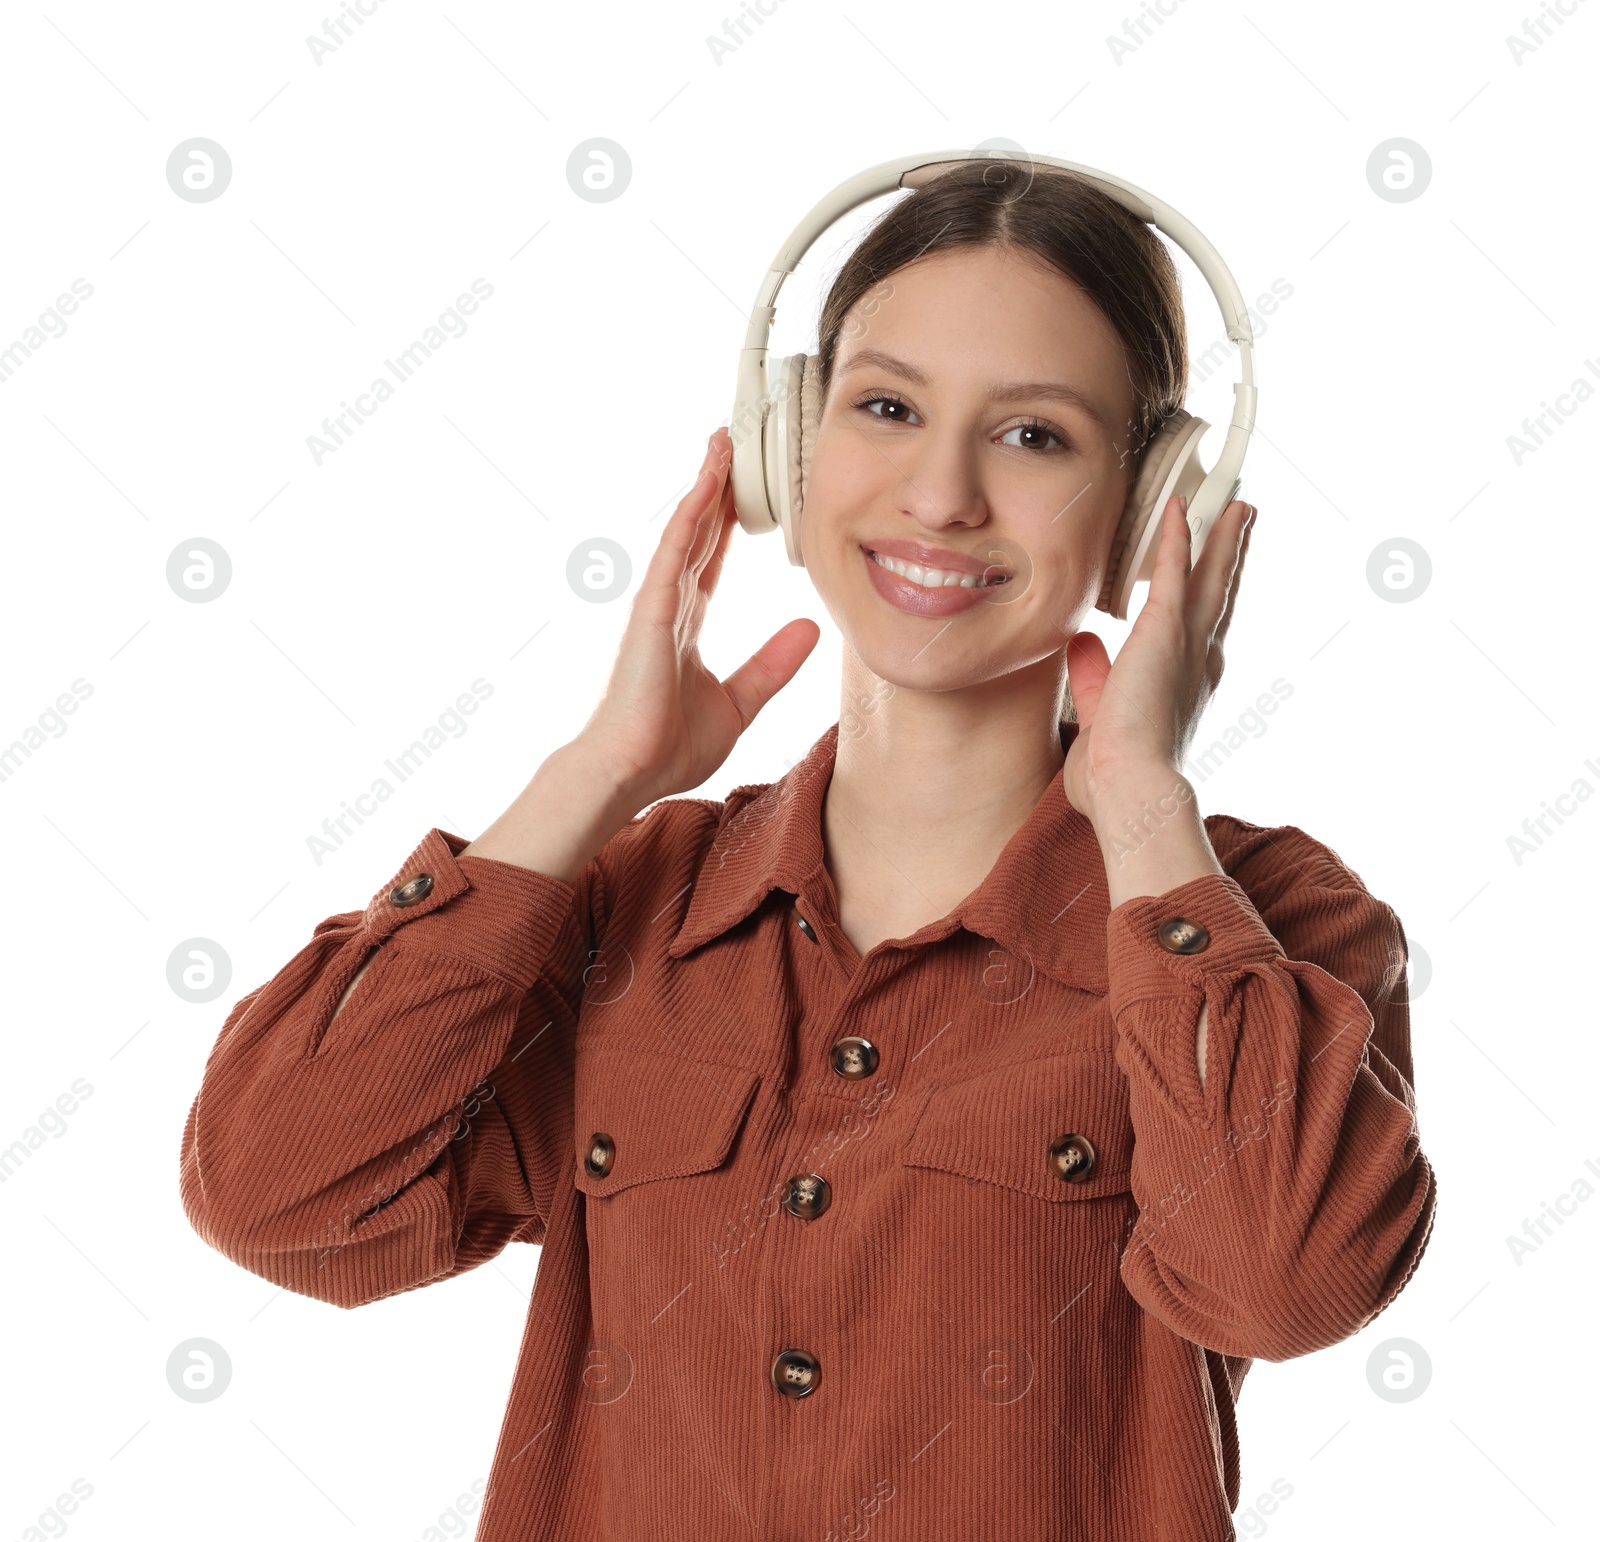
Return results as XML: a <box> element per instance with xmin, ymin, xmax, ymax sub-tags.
<box><xmin>180</xmin><ymin>160</ymin><xmax>1436</xmax><ymax>1541</ymax></box>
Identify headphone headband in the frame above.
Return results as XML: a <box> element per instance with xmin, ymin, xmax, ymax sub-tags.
<box><xmin>729</xmin><ymin>148</ymin><xmax>1258</xmax><ymax>618</ymax></box>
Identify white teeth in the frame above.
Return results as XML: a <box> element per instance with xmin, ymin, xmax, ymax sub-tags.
<box><xmin>868</xmin><ymin>550</ymin><xmax>1003</xmax><ymax>589</ymax></box>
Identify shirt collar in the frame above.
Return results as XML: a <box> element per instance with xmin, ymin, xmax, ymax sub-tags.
<box><xmin>666</xmin><ymin>719</ymin><xmax>1111</xmax><ymax>994</ymax></box>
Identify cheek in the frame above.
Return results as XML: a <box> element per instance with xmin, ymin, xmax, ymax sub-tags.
<box><xmin>805</xmin><ymin>425</ymin><xmax>874</xmax><ymax>504</ymax></box>
<box><xmin>798</xmin><ymin>439</ymin><xmax>878</xmax><ymax>565</ymax></box>
<box><xmin>1002</xmin><ymin>504</ymin><xmax>1120</xmax><ymax>627</ymax></box>
<box><xmin>1031</xmin><ymin>561</ymin><xmax>1101</xmax><ymax>633</ymax></box>
<box><xmin>1038</xmin><ymin>468</ymin><xmax>1125</xmax><ymax>565</ymax></box>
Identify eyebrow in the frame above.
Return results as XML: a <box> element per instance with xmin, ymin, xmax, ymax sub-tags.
<box><xmin>837</xmin><ymin>347</ymin><xmax>1111</xmax><ymax>434</ymax></box>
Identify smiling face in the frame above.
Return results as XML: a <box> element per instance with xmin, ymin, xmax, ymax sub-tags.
<box><xmin>801</xmin><ymin>242</ymin><xmax>1140</xmax><ymax>707</ymax></box>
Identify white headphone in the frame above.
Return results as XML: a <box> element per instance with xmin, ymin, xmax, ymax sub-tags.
<box><xmin>727</xmin><ymin>148</ymin><xmax>1257</xmax><ymax>620</ymax></box>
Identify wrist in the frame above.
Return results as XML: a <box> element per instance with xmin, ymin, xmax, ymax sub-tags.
<box><xmin>557</xmin><ymin>736</ymin><xmax>652</xmax><ymax>814</ymax></box>
<box><xmin>1089</xmin><ymin>766</ymin><xmax>1199</xmax><ymax>851</ymax></box>
<box><xmin>461</xmin><ymin>742</ymin><xmax>647</xmax><ymax>881</ymax></box>
<box><xmin>1091</xmin><ymin>771</ymin><xmax>1222</xmax><ymax>909</ymax></box>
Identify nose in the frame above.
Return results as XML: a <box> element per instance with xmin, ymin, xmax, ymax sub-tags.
<box><xmin>889</xmin><ymin>430</ymin><xmax>987</xmax><ymax>532</ymax></box>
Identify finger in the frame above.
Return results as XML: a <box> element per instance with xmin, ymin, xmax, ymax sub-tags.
<box><xmin>719</xmin><ymin>618</ymin><xmax>822</xmax><ymax>729</ymax></box>
<box><xmin>679</xmin><ymin>437</ymin><xmax>737</xmax><ymax>636</ymax></box>
<box><xmin>684</xmin><ymin>430</ymin><xmax>734</xmax><ymax>581</ymax></box>
<box><xmin>1064</xmin><ymin>630</ymin><xmax>1112</xmax><ymax>729</ymax></box>
<box><xmin>634</xmin><ymin>436</ymin><xmax>725</xmax><ymax>626</ymax></box>
<box><xmin>1215</xmin><ymin>504</ymin><xmax>1256</xmax><ymax>643</ymax></box>
<box><xmin>688</xmin><ymin>438</ymin><xmax>736</xmax><ymax>591</ymax></box>
<box><xmin>1190</xmin><ymin>499</ymin><xmax>1250</xmax><ymax>634</ymax></box>
<box><xmin>657</xmin><ymin>437</ymin><xmax>722</xmax><ymax>569</ymax></box>
<box><xmin>695</xmin><ymin>440</ymin><xmax>740</xmax><ymax>597</ymax></box>
<box><xmin>1145</xmin><ymin>495</ymin><xmax>1193</xmax><ymax>615</ymax></box>
<box><xmin>679</xmin><ymin>474</ymin><xmax>739</xmax><ymax>645</ymax></box>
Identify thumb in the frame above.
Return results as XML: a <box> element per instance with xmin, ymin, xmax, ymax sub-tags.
<box><xmin>1065</xmin><ymin>631</ymin><xmax>1112</xmax><ymax>729</ymax></box>
<box><xmin>720</xmin><ymin>619</ymin><xmax>822</xmax><ymax>728</ymax></box>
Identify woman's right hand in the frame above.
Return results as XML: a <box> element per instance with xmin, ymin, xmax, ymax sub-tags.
<box><xmin>575</xmin><ymin>427</ymin><xmax>821</xmax><ymax>808</ymax></box>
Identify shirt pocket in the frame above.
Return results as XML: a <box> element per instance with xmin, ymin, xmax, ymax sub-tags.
<box><xmin>900</xmin><ymin>1050</ymin><xmax>1134</xmax><ymax>1203</ymax></box>
<box><xmin>571</xmin><ymin>1047</ymin><xmax>765</xmax><ymax>1362</ymax></box>
<box><xmin>571</xmin><ymin>1044</ymin><xmax>762</xmax><ymax>1199</ymax></box>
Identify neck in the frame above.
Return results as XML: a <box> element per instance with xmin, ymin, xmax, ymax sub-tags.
<box><xmin>823</xmin><ymin>655</ymin><xmax>1069</xmax><ymax>926</ymax></box>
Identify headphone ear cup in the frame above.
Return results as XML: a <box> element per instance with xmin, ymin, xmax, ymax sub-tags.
<box><xmin>1096</xmin><ymin>410</ymin><xmax>1212</xmax><ymax>618</ymax></box>
<box><xmin>771</xmin><ymin>352</ymin><xmax>821</xmax><ymax>569</ymax></box>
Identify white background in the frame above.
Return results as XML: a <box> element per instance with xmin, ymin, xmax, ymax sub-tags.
<box><xmin>1</xmin><ymin>1</ymin><xmax>1593</xmax><ymax>1538</ymax></box>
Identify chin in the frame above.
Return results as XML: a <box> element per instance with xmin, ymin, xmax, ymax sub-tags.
<box><xmin>837</xmin><ymin>617</ymin><xmax>1005</xmax><ymax>699</ymax></box>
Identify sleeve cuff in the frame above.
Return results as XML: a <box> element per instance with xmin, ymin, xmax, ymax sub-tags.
<box><xmin>358</xmin><ymin>827</ymin><xmax>583</xmax><ymax>991</ymax></box>
<box><xmin>1105</xmin><ymin>870</ymin><xmax>1286</xmax><ymax>1017</ymax></box>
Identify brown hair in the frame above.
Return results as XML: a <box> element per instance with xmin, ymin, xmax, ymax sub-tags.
<box><xmin>813</xmin><ymin>158</ymin><xmax>1189</xmax><ymax>723</ymax></box>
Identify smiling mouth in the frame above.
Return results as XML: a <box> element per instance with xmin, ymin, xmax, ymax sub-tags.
<box><xmin>864</xmin><ymin>548</ymin><xmax>1010</xmax><ymax>590</ymax></box>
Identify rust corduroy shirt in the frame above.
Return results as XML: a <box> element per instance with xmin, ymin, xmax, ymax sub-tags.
<box><xmin>179</xmin><ymin>719</ymin><xmax>1436</xmax><ymax>1541</ymax></box>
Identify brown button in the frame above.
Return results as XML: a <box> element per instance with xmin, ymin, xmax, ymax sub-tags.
<box><xmin>829</xmin><ymin>1036</ymin><xmax>879</xmax><ymax>1079</ymax></box>
<box><xmin>771</xmin><ymin>1348</ymin><xmax>820</xmax><ymax>1398</ymax></box>
<box><xmin>794</xmin><ymin>909</ymin><xmax>819</xmax><ymax>944</ymax></box>
<box><xmin>1048</xmin><ymin>1132</ymin><xmax>1096</xmax><ymax>1184</ymax></box>
<box><xmin>390</xmin><ymin>873</ymin><xmax>434</xmax><ymax>906</ymax></box>
<box><xmin>1156</xmin><ymin>916</ymin><xmax>1209</xmax><ymax>954</ymax></box>
<box><xmin>783</xmin><ymin>1173</ymin><xmax>831</xmax><ymax>1220</ymax></box>
<box><xmin>583</xmin><ymin>1132</ymin><xmax>615</xmax><ymax>1177</ymax></box>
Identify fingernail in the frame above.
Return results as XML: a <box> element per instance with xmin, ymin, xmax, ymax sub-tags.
<box><xmin>1177</xmin><ymin>494</ymin><xmax>1189</xmax><ymax>516</ymax></box>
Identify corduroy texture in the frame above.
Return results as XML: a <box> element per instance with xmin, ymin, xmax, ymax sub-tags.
<box><xmin>178</xmin><ymin>719</ymin><xmax>1437</xmax><ymax>1541</ymax></box>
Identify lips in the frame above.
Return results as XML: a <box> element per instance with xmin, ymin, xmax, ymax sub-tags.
<box><xmin>861</xmin><ymin>544</ymin><xmax>1009</xmax><ymax>618</ymax></box>
<box><xmin>860</xmin><ymin>538</ymin><xmax>1007</xmax><ymax>581</ymax></box>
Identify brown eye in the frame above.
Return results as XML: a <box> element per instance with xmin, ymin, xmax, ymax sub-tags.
<box><xmin>999</xmin><ymin>419</ymin><xmax>1069</xmax><ymax>454</ymax></box>
<box><xmin>855</xmin><ymin>395</ymin><xmax>919</xmax><ymax>425</ymax></box>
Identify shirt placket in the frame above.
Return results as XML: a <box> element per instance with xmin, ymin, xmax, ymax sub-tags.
<box><xmin>761</xmin><ymin>885</ymin><xmax>918</xmax><ymax>1536</ymax></box>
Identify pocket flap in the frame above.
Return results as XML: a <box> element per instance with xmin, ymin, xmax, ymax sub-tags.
<box><xmin>573</xmin><ymin>1048</ymin><xmax>761</xmax><ymax>1198</ymax></box>
<box><xmin>902</xmin><ymin>1052</ymin><xmax>1133</xmax><ymax>1202</ymax></box>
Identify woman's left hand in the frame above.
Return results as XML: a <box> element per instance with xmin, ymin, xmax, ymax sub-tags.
<box><xmin>1062</xmin><ymin>494</ymin><xmax>1256</xmax><ymax>831</ymax></box>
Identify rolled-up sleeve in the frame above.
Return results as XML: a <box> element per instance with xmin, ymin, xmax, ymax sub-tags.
<box><xmin>1106</xmin><ymin>824</ymin><xmax>1437</xmax><ymax>1362</ymax></box>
